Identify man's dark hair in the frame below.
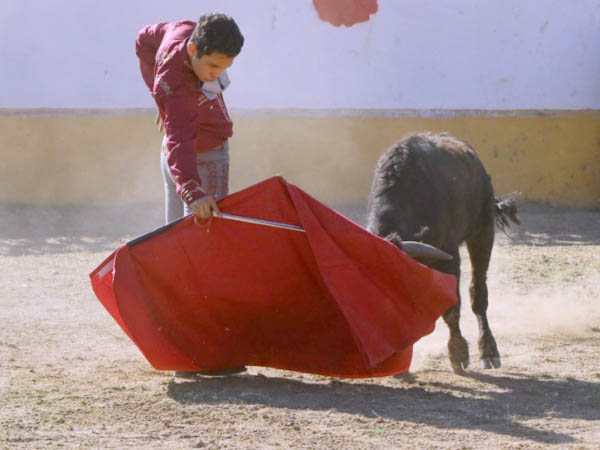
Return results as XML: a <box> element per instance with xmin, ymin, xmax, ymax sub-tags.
<box><xmin>190</xmin><ymin>14</ymin><xmax>244</xmax><ymax>58</ymax></box>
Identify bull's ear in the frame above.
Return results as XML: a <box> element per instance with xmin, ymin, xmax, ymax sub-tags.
<box><xmin>384</xmin><ymin>232</ymin><xmax>403</xmax><ymax>248</ymax></box>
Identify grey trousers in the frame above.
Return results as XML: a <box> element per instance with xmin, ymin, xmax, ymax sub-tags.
<box><xmin>160</xmin><ymin>142</ymin><xmax>230</xmax><ymax>224</ymax></box>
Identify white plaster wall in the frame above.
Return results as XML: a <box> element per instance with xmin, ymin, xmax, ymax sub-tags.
<box><xmin>1</xmin><ymin>0</ymin><xmax>599</xmax><ymax>109</ymax></box>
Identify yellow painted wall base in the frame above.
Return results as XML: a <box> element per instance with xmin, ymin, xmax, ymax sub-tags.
<box><xmin>1</xmin><ymin>110</ymin><xmax>598</xmax><ymax>207</ymax></box>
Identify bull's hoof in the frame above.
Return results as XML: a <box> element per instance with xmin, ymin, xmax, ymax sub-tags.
<box><xmin>451</xmin><ymin>361</ymin><xmax>468</xmax><ymax>375</ymax></box>
<box><xmin>448</xmin><ymin>335</ymin><xmax>469</xmax><ymax>374</ymax></box>
<box><xmin>480</xmin><ymin>357</ymin><xmax>501</xmax><ymax>369</ymax></box>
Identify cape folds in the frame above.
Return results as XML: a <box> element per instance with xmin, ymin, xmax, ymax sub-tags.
<box><xmin>90</xmin><ymin>177</ymin><xmax>457</xmax><ymax>378</ymax></box>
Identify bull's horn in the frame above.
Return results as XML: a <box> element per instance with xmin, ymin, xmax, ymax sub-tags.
<box><xmin>400</xmin><ymin>241</ymin><xmax>453</xmax><ymax>261</ymax></box>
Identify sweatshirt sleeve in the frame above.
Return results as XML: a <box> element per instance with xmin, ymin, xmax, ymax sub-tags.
<box><xmin>162</xmin><ymin>93</ymin><xmax>207</xmax><ymax>206</ymax></box>
<box><xmin>135</xmin><ymin>23</ymin><xmax>167</xmax><ymax>92</ymax></box>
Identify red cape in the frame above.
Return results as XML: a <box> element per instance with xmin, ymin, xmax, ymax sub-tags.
<box><xmin>90</xmin><ymin>177</ymin><xmax>457</xmax><ymax>378</ymax></box>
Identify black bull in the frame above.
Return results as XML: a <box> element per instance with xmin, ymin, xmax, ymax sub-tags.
<box><xmin>367</xmin><ymin>132</ymin><xmax>519</xmax><ymax>373</ymax></box>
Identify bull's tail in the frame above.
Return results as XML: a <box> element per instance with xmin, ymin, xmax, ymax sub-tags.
<box><xmin>494</xmin><ymin>193</ymin><xmax>521</xmax><ymax>234</ymax></box>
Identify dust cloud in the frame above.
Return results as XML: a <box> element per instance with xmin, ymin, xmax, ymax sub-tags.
<box><xmin>411</xmin><ymin>268</ymin><xmax>600</xmax><ymax>372</ymax></box>
<box><xmin>489</xmin><ymin>277</ymin><xmax>600</xmax><ymax>337</ymax></box>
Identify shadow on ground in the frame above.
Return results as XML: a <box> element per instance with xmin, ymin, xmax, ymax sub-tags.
<box><xmin>167</xmin><ymin>370</ymin><xmax>600</xmax><ymax>444</ymax></box>
<box><xmin>504</xmin><ymin>203</ymin><xmax>600</xmax><ymax>246</ymax></box>
<box><xmin>327</xmin><ymin>203</ymin><xmax>600</xmax><ymax>247</ymax></box>
<box><xmin>0</xmin><ymin>203</ymin><xmax>163</xmax><ymax>256</ymax></box>
<box><xmin>1</xmin><ymin>202</ymin><xmax>598</xmax><ymax>256</ymax></box>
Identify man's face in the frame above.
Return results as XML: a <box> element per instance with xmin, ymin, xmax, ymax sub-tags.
<box><xmin>187</xmin><ymin>43</ymin><xmax>234</xmax><ymax>83</ymax></box>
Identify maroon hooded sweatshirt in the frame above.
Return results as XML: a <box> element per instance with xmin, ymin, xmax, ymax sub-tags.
<box><xmin>136</xmin><ymin>21</ymin><xmax>233</xmax><ymax>206</ymax></box>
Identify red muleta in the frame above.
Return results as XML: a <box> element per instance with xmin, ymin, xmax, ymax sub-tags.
<box><xmin>90</xmin><ymin>177</ymin><xmax>457</xmax><ymax>378</ymax></box>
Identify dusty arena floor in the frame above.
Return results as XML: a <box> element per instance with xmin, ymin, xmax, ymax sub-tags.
<box><xmin>1</xmin><ymin>202</ymin><xmax>599</xmax><ymax>449</ymax></box>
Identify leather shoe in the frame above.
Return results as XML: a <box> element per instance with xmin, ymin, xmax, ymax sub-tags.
<box><xmin>174</xmin><ymin>367</ymin><xmax>247</xmax><ymax>378</ymax></box>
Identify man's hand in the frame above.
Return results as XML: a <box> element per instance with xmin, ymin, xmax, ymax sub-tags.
<box><xmin>191</xmin><ymin>195</ymin><xmax>220</xmax><ymax>220</ymax></box>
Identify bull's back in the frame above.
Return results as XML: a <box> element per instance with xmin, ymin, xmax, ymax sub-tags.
<box><xmin>367</xmin><ymin>133</ymin><xmax>494</xmax><ymax>251</ymax></box>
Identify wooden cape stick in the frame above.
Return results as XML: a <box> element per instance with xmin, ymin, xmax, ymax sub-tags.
<box><xmin>217</xmin><ymin>212</ymin><xmax>305</xmax><ymax>232</ymax></box>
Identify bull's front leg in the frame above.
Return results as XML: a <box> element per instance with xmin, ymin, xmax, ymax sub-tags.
<box><xmin>437</xmin><ymin>252</ymin><xmax>470</xmax><ymax>374</ymax></box>
<box><xmin>443</xmin><ymin>303</ymin><xmax>470</xmax><ymax>374</ymax></box>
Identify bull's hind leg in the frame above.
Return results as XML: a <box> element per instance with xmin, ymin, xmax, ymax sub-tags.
<box><xmin>466</xmin><ymin>224</ymin><xmax>501</xmax><ymax>369</ymax></box>
<box><xmin>437</xmin><ymin>251</ymin><xmax>470</xmax><ymax>374</ymax></box>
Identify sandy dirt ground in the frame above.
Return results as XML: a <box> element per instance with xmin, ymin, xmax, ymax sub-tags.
<box><xmin>1</xmin><ymin>202</ymin><xmax>599</xmax><ymax>449</ymax></box>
